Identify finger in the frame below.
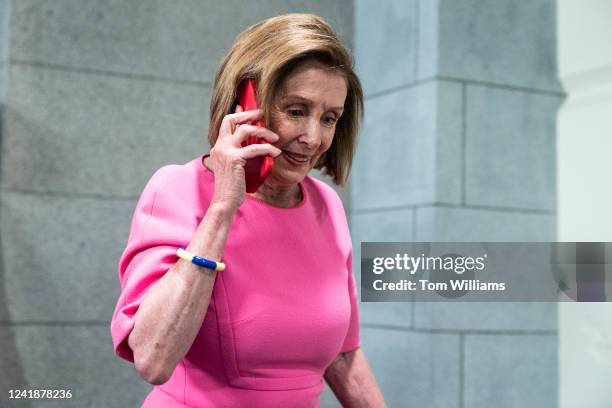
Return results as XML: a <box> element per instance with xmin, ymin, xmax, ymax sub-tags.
<box><xmin>241</xmin><ymin>143</ymin><xmax>282</xmax><ymax>160</ymax></box>
<box><xmin>233</xmin><ymin>124</ymin><xmax>279</xmax><ymax>144</ymax></box>
<box><xmin>234</xmin><ymin>105</ymin><xmax>244</xmax><ymax>129</ymax></box>
<box><xmin>220</xmin><ymin>109</ymin><xmax>264</xmax><ymax>135</ymax></box>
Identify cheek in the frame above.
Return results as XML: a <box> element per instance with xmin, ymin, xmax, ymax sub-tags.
<box><xmin>319</xmin><ymin>131</ymin><xmax>335</xmax><ymax>152</ymax></box>
<box><xmin>276</xmin><ymin>125</ymin><xmax>298</xmax><ymax>146</ymax></box>
<box><xmin>269</xmin><ymin>116</ymin><xmax>296</xmax><ymax>143</ymax></box>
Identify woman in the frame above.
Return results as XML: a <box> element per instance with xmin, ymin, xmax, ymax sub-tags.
<box><xmin>111</xmin><ymin>13</ymin><xmax>386</xmax><ymax>407</ymax></box>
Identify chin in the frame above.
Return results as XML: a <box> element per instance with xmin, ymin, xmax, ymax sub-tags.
<box><xmin>273</xmin><ymin>171</ymin><xmax>308</xmax><ymax>185</ymax></box>
<box><xmin>269</xmin><ymin>165</ymin><xmax>311</xmax><ymax>186</ymax></box>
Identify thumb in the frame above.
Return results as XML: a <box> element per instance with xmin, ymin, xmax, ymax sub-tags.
<box><xmin>235</xmin><ymin>104</ymin><xmax>243</xmax><ymax>113</ymax></box>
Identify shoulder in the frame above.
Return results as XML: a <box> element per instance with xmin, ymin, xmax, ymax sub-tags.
<box><xmin>142</xmin><ymin>165</ymin><xmax>183</xmax><ymax>198</ymax></box>
<box><xmin>303</xmin><ymin>176</ymin><xmax>352</xmax><ymax>253</ymax></box>
<box><xmin>137</xmin><ymin>156</ymin><xmax>212</xmax><ymax>216</ymax></box>
<box><xmin>304</xmin><ymin>176</ymin><xmax>344</xmax><ymax>206</ymax></box>
<box><xmin>303</xmin><ymin>175</ymin><xmax>348</xmax><ymax>222</ymax></box>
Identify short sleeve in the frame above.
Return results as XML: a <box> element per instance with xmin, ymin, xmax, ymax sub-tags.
<box><xmin>340</xmin><ymin>250</ymin><xmax>361</xmax><ymax>353</ymax></box>
<box><xmin>110</xmin><ymin>165</ymin><xmax>189</xmax><ymax>363</ymax></box>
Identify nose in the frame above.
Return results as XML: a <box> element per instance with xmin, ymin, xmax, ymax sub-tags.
<box><xmin>297</xmin><ymin>118</ymin><xmax>323</xmax><ymax>151</ymax></box>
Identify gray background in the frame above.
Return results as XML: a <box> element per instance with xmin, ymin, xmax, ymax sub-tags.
<box><xmin>0</xmin><ymin>0</ymin><xmax>562</xmax><ymax>407</ymax></box>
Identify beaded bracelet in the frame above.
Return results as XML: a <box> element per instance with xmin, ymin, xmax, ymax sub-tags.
<box><xmin>176</xmin><ymin>248</ymin><xmax>225</xmax><ymax>271</ymax></box>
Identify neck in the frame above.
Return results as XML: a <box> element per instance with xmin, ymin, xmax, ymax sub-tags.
<box><xmin>252</xmin><ymin>180</ymin><xmax>302</xmax><ymax>208</ymax></box>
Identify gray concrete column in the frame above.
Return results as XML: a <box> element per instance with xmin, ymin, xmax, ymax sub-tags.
<box><xmin>351</xmin><ymin>1</ymin><xmax>563</xmax><ymax>406</ymax></box>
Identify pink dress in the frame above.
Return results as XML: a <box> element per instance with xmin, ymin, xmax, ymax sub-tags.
<box><xmin>110</xmin><ymin>154</ymin><xmax>360</xmax><ymax>407</ymax></box>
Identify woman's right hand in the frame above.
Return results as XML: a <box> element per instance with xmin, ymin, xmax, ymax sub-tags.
<box><xmin>208</xmin><ymin>105</ymin><xmax>281</xmax><ymax>213</ymax></box>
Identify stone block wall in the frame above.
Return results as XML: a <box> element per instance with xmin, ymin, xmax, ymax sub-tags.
<box><xmin>0</xmin><ymin>2</ymin><xmax>352</xmax><ymax>406</ymax></box>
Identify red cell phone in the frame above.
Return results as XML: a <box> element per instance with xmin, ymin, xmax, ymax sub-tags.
<box><xmin>237</xmin><ymin>79</ymin><xmax>275</xmax><ymax>193</ymax></box>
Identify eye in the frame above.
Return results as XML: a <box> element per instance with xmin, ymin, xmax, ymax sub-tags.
<box><xmin>322</xmin><ymin>116</ymin><xmax>338</xmax><ymax>127</ymax></box>
<box><xmin>287</xmin><ymin>108</ymin><xmax>305</xmax><ymax>117</ymax></box>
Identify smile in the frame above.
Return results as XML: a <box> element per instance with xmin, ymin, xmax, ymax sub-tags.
<box><xmin>282</xmin><ymin>150</ymin><xmax>309</xmax><ymax>165</ymax></box>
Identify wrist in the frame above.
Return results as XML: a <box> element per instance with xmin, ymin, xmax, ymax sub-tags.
<box><xmin>199</xmin><ymin>201</ymin><xmax>237</xmax><ymax>232</ymax></box>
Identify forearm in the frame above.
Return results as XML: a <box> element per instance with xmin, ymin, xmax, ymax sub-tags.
<box><xmin>324</xmin><ymin>349</ymin><xmax>386</xmax><ymax>407</ymax></box>
<box><xmin>128</xmin><ymin>202</ymin><xmax>234</xmax><ymax>384</ymax></box>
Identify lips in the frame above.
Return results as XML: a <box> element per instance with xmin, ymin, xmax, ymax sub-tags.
<box><xmin>282</xmin><ymin>150</ymin><xmax>309</xmax><ymax>164</ymax></box>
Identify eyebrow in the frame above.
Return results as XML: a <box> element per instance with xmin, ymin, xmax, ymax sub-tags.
<box><xmin>281</xmin><ymin>95</ymin><xmax>344</xmax><ymax>112</ymax></box>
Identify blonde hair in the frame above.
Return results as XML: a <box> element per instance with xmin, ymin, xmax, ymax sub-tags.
<box><xmin>208</xmin><ymin>13</ymin><xmax>363</xmax><ymax>186</ymax></box>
